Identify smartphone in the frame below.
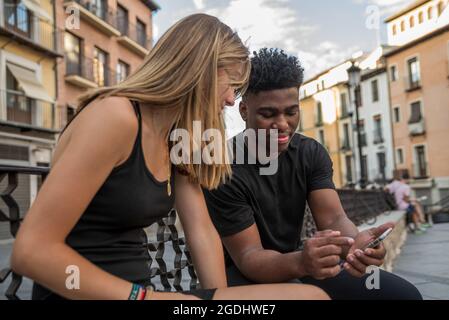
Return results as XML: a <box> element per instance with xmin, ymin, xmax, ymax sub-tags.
<box><xmin>363</xmin><ymin>227</ymin><xmax>394</xmax><ymax>250</ymax></box>
<box><xmin>339</xmin><ymin>227</ymin><xmax>394</xmax><ymax>268</ymax></box>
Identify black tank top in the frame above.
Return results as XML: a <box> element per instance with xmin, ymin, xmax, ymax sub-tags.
<box><xmin>32</xmin><ymin>100</ymin><xmax>175</xmax><ymax>299</ymax></box>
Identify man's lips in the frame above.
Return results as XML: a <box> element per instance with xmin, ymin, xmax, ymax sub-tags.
<box><xmin>277</xmin><ymin>135</ymin><xmax>290</xmax><ymax>144</ymax></box>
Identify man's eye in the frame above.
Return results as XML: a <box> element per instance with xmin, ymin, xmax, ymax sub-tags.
<box><xmin>286</xmin><ymin>111</ymin><xmax>299</xmax><ymax>116</ymax></box>
<box><xmin>260</xmin><ymin>112</ymin><xmax>274</xmax><ymax>118</ymax></box>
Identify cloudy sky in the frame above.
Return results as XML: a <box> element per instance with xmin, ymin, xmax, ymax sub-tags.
<box><xmin>152</xmin><ymin>0</ymin><xmax>415</xmax><ymax>136</ymax></box>
<box><xmin>153</xmin><ymin>0</ymin><xmax>415</xmax><ymax>79</ymax></box>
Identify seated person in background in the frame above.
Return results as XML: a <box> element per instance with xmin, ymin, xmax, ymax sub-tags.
<box><xmin>386</xmin><ymin>173</ymin><xmax>429</xmax><ymax>233</ymax></box>
<box><xmin>203</xmin><ymin>48</ymin><xmax>422</xmax><ymax>300</ymax></box>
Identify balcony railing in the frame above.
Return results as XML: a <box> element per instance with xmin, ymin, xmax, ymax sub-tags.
<box><xmin>339</xmin><ymin>108</ymin><xmax>351</xmax><ymax>120</ymax></box>
<box><xmin>315</xmin><ymin>117</ymin><xmax>324</xmax><ymax>127</ymax></box>
<box><xmin>65</xmin><ymin>55</ymin><xmax>117</xmax><ymax>88</ymax></box>
<box><xmin>0</xmin><ymin>90</ymin><xmax>55</xmax><ymax>130</ymax></box>
<box><xmin>405</xmin><ymin>76</ymin><xmax>422</xmax><ymax>92</ymax></box>
<box><xmin>0</xmin><ymin>3</ymin><xmax>63</xmax><ymax>56</ymax></box>
<box><xmin>408</xmin><ymin>118</ymin><xmax>426</xmax><ymax>136</ymax></box>
<box><xmin>413</xmin><ymin>162</ymin><xmax>429</xmax><ymax>179</ymax></box>
<box><xmin>373</xmin><ymin>130</ymin><xmax>384</xmax><ymax>144</ymax></box>
<box><xmin>340</xmin><ymin>138</ymin><xmax>351</xmax><ymax>151</ymax></box>
<box><xmin>359</xmin><ymin>133</ymin><xmax>367</xmax><ymax>147</ymax></box>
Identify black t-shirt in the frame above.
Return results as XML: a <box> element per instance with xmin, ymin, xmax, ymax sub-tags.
<box><xmin>203</xmin><ymin>132</ymin><xmax>335</xmax><ymax>262</ymax></box>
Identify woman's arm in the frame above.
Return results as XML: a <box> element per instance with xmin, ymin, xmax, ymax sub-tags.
<box><xmin>174</xmin><ymin>173</ymin><xmax>227</xmax><ymax>289</ymax></box>
<box><xmin>11</xmin><ymin>97</ymin><xmax>141</xmax><ymax>300</ymax></box>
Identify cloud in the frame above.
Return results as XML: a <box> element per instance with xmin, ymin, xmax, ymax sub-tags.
<box><xmin>298</xmin><ymin>42</ymin><xmax>361</xmax><ymax>80</ymax></box>
<box><xmin>354</xmin><ymin>0</ymin><xmax>414</xmax><ymax>16</ymax></box>
<box><xmin>193</xmin><ymin>0</ymin><xmax>206</xmax><ymax>10</ymax></box>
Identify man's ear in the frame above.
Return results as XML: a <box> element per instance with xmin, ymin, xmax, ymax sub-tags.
<box><xmin>239</xmin><ymin>101</ymin><xmax>248</xmax><ymax>121</ymax></box>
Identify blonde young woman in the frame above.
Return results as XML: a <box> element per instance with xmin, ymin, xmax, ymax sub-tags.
<box><xmin>11</xmin><ymin>14</ymin><xmax>328</xmax><ymax>300</ymax></box>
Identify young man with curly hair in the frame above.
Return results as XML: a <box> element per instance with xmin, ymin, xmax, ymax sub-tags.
<box><xmin>203</xmin><ymin>48</ymin><xmax>422</xmax><ymax>300</ymax></box>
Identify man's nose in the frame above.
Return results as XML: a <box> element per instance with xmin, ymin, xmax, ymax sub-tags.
<box><xmin>272</xmin><ymin>115</ymin><xmax>289</xmax><ymax>132</ymax></box>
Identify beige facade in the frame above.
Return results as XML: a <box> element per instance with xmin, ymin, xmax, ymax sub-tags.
<box><xmin>56</xmin><ymin>0</ymin><xmax>159</xmax><ymax>129</ymax></box>
<box><xmin>386</xmin><ymin>24</ymin><xmax>449</xmax><ymax>202</ymax></box>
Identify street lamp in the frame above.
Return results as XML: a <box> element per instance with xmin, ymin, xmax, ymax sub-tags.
<box><xmin>347</xmin><ymin>62</ymin><xmax>366</xmax><ymax>189</ymax></box>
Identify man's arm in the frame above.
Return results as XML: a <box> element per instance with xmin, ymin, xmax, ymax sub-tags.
<box><xmin>308</xmin><ymin>189</ymin><xmax>359</xmax><ymax>258</ymax></box>
<box><xmin>222</xmin><ymin>223</ymin><xmax>351</xmax><ymax>283</ymax></box>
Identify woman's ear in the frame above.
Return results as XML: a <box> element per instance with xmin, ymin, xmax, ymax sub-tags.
<box><xmin>239</xmin><ymin>101</ymin><xmax>248</xmax><ymax>121</ymax></box>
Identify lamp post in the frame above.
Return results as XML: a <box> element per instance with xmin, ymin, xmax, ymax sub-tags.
<box><xmin>347</xmin><ymin>63</ymin><xmax>366</xmax><ymax>189</ymax></box>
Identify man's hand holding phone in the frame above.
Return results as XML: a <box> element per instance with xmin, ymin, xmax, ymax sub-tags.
<box><xmin>343</xmin><ymin>222</ymin><xmax>395</xmax><ymax>278</ymax></box>
<box><xmin>300</xmin><ymin>230</ymin><xmax>354</xmax><ymax>280</ymax></box>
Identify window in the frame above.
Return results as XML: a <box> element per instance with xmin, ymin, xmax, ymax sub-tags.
<box><xmin>92</xmin><ymin>0</ymin><xmax>107</xmax><ymax>20</ymax></box>
<box><xmin>428</xmin><ymin>6</ymin><xmax>433</xmax><ymax>19</ymax></box>
<box><xmin>414</xmin><ymin>145</ymin><xmax>427</xmax><ymax>178</ymax></box>
<box><xmin>401</xmin><ymin>20</ymin><xmax>405</xmax><ymax>32</ymax></box>
<box><xmin>407</xmin><ymin>57</ymin><xmax>421</xmax><ymax>88</ymax></box>
<box><xmin>116</xmin><ymin>60</ymin><xmax>130</xmax><ymax>83</ymax></box>
<box><xmin>373</xmin><ymin>115</ymin><xmax>383</xmax><ymax>144</ymax></box>
<box><xmin>343</xmin><ymin>123</ymin><xmax>350</xmax><ymax>149</ymax></box>
<box><xmin>361</xmin><ymin>155</ymin><xmax>368</xmax><ymax>182</ymax></box>
<box><xmin>392</xmin><ymin>24</ymin><xmax>397</xmax><ymax>36</ymax></box>
<box><xmin>409</xmin><ymin>101</ymin><xmax>422</xmax><ymax>124</ymax></box>
<box><xmin>319</xmin><ymin>129</ymin><xmax>325</xmax><ymax>146</ymax></box>
<box><xmin>136</xmin><ymin>18</ymin><xmax>147</xmax><ymax>48</ymax></box>
<box><xmin>5</xmin><ymin>68</ymin><xmax>31</xmax><ymax>124</ymax></box>
<box><xmin>345</xmin><ymin>155</ymin><xmax>353</xmax><ymax>183</ymax></box>
<box><xmin>5</xmin><ymin>0</ymin><xmax>31</xmax><ymax>36</ymax></box>
<box><xmin>377</xmin><ymin>152</ymin><xmax>386</xmax><ymax>181</ymax></box>
<box><xmin>409</xmin><ymin>16</ymin><xmax>415</xmax><ymax>28</ymax></box>
<box><xmin>64</xmin><ymin>32</ymin><xmax>82</xmax><ymax>76</ymax></box>
<box><xmin>66</xmin><ymin>106</ymin><xmax>76</xmax><ymax>124</ymax></box>
<box><xmin>396</xmin><ymin>148</ymin><xmax>404</xmax><ymax>165</ymax></box>
<box><xmin>371</xmin><ymin>79</ymin><xmax>379</xmax><ymax>102</ymax></box>
<box><xmin>390</xmin><ymin>65</ymin><xmax>398</xmax><ymax>82</ymax></box>
<box><xmin>418</xmin><ymin>11</ymin><xmax>424</xmax><ymax>23</ymax></box>
<box><xmin>359</xmin><ymin>120</ymin><xmax>367</xmax><ymax>146</ymax></box>
<box><xmin>340</xmin><ymin>92</ymin><xmax>348</xmax><ymax>117</ymax></box>
<box><xmin>438</xmin><ymin>1</ymin><xmax>444</xmax><ymax>15</ymax></box>
<box><xmin>117</xmin><ymin>4</ymin><xmax>129</xmax><ymax>36</ymax></box>
<box><xmin>316</xmin><ymin>102</ymin><xmax>323</xmax><ymax>126</ymax></box>
<box><xmin>394</xmin><ymin>106</ymin><xmax>401</xmax><ymax>123</ymax></box>
<box><xmin>93</xmin><ymin>47</ymin><xmax>108</xmax><ymax>86</ymax></box>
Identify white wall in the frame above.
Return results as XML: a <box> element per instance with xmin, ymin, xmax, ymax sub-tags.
<box><xmin>387</xmin><ymin>0</ymin><xmax>449</xmax><ymax>46</ymax></box>
<box><xmin>357</xmin><ymin>71</ymin><xmax>395</xmax><ymax>184</ymax></box>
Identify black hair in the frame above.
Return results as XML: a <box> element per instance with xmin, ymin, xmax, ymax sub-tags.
<box><xmin>245</xmin><ymin>48</ymin><xmax>304</xmax><ymax>96</ymax></box>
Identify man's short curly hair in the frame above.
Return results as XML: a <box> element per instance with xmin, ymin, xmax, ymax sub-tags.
<box><xmin>245</xmin><ymin>48</ymin><xmax>304</xmax><ymax>96</ymax></box>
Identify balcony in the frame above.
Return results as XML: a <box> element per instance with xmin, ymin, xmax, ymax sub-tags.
<box><xmin>413</xmin><ymin>162</ymin><xmax>429</xmax><ymax>179</ymax></box>
<box><xmin>373</xmin><ymin>130</ymin><xmax>384</xmax><ymax>144</ymax></box>
<box><xmin>117</xmin><ymin>20</ymin><xmax>150</xmax><ymax>57</ymax></box>
<box><xmin>340</xmin><ymin>138</ymin><xmax>351</xmax><ymax>151</ymax></box>
<box><xmin>408</xmin><ymin>118</ymin><xmax>426</xmax><ymax>136</ymax></box>
<box><xmin>0</xmin><ymin>2</ymin><xmax>63</xmax><ymax>57</ymax></box>
<box><xmin>0</xmin><ymin>90</ymin><xmax>55</xmax><ymax>131</ymax></box>
<box><xmin>64</xmin><ymin>0</ymin><xmax>120</xmax><ymax>37</ymax></box>
<box><xmin>315</xmin><ymin>117</ymin><xmax>324</xmax><ymax>127</ymax></box>
<box><xmin>65</xmin><ymin>55</ymin><xmax>116</xmax><ymax>89</ymax></box>
<box><xmin>359</xmin><ymin>133</ymin><xmax>367</xmax><ymax>147</ymax></box>
<box><xmin>405</xmin><ymin>77</ymin><xmax>422</xmax><ymax>92</ymax></box>
<box><xmin>339</xmin><ymin>107</ymin><xmax>352</xmax><ymax>120</ymax></box>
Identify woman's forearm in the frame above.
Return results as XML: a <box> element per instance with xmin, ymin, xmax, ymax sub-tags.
<box><xmin>12</xmin><ymin>241</ymin><xmax>132</xmax><ymax>300</ymax></box>
<box><xmin>184</xmin><ymin>221</ymin><xmax>227</xmax><ymax>289</ymax></box>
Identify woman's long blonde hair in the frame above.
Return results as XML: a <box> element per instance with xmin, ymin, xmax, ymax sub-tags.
<box><xmin>76</xmin><ymin>13</ymin><xmax>250</xmax><ymax>190</ymax></box>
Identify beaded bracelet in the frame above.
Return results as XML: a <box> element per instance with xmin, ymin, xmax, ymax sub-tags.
<box><xmin>128</xmin><ymin>283</ymin><xmax>144</xmax><ymax>300</ymax></box>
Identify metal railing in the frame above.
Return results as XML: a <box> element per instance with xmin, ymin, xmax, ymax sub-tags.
<box><xmin>69</xmin><ymin>0</ymin><xmax>118</xmax><ymax>30</ymax></box>
<box><xmin>117</xmin><ymin>18</ymin><xmax>150</xmax><ymax>49</ymax></box>
<box><xmin>340</xmin><ymin>138</ymin><xmax>351</xmax><ymax>151</ymax></box>
<box><xmin>404</xmin><ymin>76</ymin><xmax>422</xmax><ymax>92</ymax></box>
<box><xmin>0</xmin><ymin>165</ymin><xmax>395</xmax><ymax>299</ymax></box>
<box><xmin>65</xmin><ymin>55</ymin><xmax>117</xmax><ymax>87</ymax></box>
<box><xmin>0</xmin><ymin>90</ymin><xmax>55</xmax><ymax>130</ymax></box>
<box><xmin>373</xmin><ymin>130</ymin><xmax>384</xmax><ymax>144</ymax></box>
<box><xmin>0</xmin><ymin>165</ymin><xmax>198</xmax><ymax>299</ymax></box>
<box><xmin>1</xmin><ymin>3</ymin><xmax>63</xmax><ymax>55</ymax></box>
<box><xmin>413</xmin><ymin>162</ymin><xmax>429</xmax><ymax>179</ymax></box>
